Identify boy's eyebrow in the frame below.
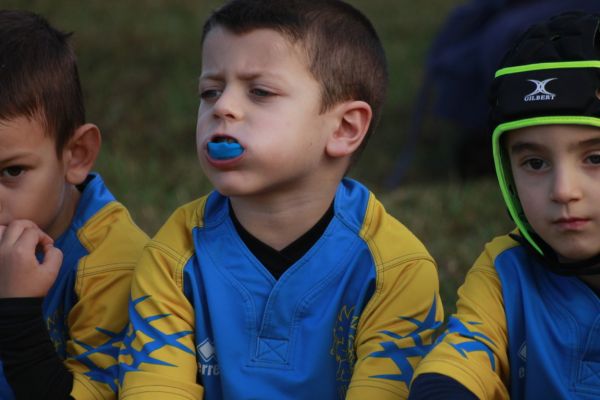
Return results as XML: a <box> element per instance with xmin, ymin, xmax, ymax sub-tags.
<box><xmin>509</xmin><ymin>141</ymin><xmax>544</xmax><ymax>155</ymax></box>
<box><xmin>199</xmin><ymin>70</ymin><xmax>283</xmax><ymax>82</ymax></box>
<box><xmin>0</xmin><ymin>152</ymin><xmax>34</xmax><ymax>164</ymax></box>
<box><xmin>577</xmin><ymin>137</ymin><xmax>600</xmax><ymax>149</ymax></box>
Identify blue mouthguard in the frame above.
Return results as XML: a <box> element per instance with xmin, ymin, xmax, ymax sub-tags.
<box><xmin>207</xmin><ymin>142</ymin><xmax>244</xmax><ymax>160</ymax></box>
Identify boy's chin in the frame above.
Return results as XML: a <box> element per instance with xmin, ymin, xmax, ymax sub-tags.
<box><xmin>211</xmin><ymin>184</ymin><xmax>251</xmax><ymax>198</ymax></box>
<box><xmin>554</xmin><ymin>244</ymin><xmax>600</xmax><ymax>264</ymax></box>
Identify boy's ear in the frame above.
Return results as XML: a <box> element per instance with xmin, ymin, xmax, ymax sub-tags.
<box><xmin>63</xmin><ymin>123</ymin><xmax>101</xmax><ymax>185</ymax></box>
<box><xmin>325</xmin><ymin>100</ymin><xmax>372</xmax><ymax>158</ymax></box>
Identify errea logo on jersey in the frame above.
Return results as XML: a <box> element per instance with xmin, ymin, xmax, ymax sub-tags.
<box><xmin>197</xmin><ymin>338</ymin><xmax>220</xmax><ymax>376</ymax></box>
<box><xmin>524</xmin><ymin>78</ymin><xmax>557</xmax><ymax>102</ymax></box>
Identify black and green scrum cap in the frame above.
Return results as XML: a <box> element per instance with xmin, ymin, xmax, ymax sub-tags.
<box><xmin>490</xmin><ymin>11</ymin><xmax>600</xmax><ymax>272</ymax></box>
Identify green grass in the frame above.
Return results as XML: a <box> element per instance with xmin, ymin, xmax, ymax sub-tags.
<box><xmin>3</xmin><ymin>0</ymin><xmax>515</xmax><ymax>315</ymax></box>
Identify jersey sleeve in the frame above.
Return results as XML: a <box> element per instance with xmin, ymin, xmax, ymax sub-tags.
<box><xmin>347</xmin><ymin>256</ymin><xmax>442</xmax><ymax>399</ymax></box>
<box><xmin>411</xmin><ymin>240</ymin><xmax>512</xmax><ymax>399</ymax></box>
<box><xmin>66</xmin><ymin>205</ymin><xmax>148</xmax><ymax>399</ymax></box>
<box><xmin>119</xmin><ymin>203</ymin><xmax>204</xmax><ymax>399</ymax></box>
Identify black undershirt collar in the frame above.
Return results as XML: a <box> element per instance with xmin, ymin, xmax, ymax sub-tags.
<box><xmin>230</xmin><ymin>202</ymin><xmax>334</xmax><ymax>280</ymax></box>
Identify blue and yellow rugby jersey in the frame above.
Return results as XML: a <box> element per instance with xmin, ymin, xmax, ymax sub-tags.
<box><xmin>119</xmin><ymin>178</ymin><xmax>443</xmax><ymax>400</ymax></box>
<box><xmin>0</xmin><ymin>173</ymin><xmax>148</xmax><ymax>400</ymax></box>
<box><xmin>413</xmin><ymin>233</ymin><xmax>600</xmax><ymax>399</ymax></box>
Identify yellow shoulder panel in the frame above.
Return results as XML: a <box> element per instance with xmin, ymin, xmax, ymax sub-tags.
<box><xmin>152</xmin><ymin>197</ymin><xmax>206</xmax><ymax>257</ymax></box>
<box><xmin>359</xmin><ymin>192</ymin><xmax>434</xmax><ymax>269</ymax></box>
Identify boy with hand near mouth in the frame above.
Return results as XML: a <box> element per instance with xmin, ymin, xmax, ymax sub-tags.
<box><xmin>0</xmin><ymin>10</ymin><xmax>148</xmax><ymax>399</ymax></box>
<box><xmin>119</xmin><ymin>0</ymin><xmax>443</xmax><ymax>399</ymax></box>
<box><xmin>410</xmin><ymin>11</ymin><xmax>600</xmax><ymax>400</ymax></box>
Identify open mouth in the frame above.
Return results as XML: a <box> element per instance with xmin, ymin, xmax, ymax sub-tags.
<box><xmin>207</xmin><ymin>136</ymin><xmax>244</xmax><ymax>160</ymax></box>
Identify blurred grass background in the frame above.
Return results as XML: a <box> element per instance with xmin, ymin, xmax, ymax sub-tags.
<box><xmin>5</xmin><ymin>0</ymin><xmax>514</xmax><ymax>314</ymax></box>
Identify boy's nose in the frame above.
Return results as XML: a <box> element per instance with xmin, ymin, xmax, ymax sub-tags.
<box><xmin>549</xmin><ymin>166</ymin><xmax>582</xmax><ymax>204</ymax></box>
<box><xmin>213</xmin><ymin>89</ymin><xmax>242</xmax><ymax>121</ymax></box>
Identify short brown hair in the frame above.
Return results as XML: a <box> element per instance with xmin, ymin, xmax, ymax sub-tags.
<box><xmin>0</xmin><ymin>10</ymin><xmax>85</xmax><ymax>155</ymax></box>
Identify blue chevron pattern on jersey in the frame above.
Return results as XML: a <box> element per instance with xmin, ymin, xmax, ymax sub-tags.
<box><xmin>73</xmin><ymin>325</ymin><xmax>128</xmax><ymax>393</ymax></box>
<box><xmin>442</xmin><ymin>317</ymin><xmax>496</xmax><ymax>370</ymax></box>
<box><xmin>119</xmin><ymin>295</ymin><xmax>195</xmax><ymax>383</ymax></box>
<box><xmin>368</xmin><ymin>296</ymin><xmax>441</xmax><ymax>385</ymax></box>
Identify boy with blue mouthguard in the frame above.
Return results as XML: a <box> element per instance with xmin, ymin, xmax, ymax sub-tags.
<box><xmin>410</xmin><ymin>11</ymin><xmax>600</xmax><ymax>400</ymax></box>
<box><xmin>0</xmin><ymin>10</ymin><xmax>148</xmax><ymax>399</ymax></box>
<box><xmin>118</xmin><ymin>0</ymin><xmax>443</xmax><ymax>399</ymax></box>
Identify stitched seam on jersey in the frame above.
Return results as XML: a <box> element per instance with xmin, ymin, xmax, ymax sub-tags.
<box><xmin>76</xmin><ymin>263</ymin><xmax>136</xmax><ymax>274</ymax></box>
<box><xmin>145</xmin><ymin>241</ymin><xmax>192</xmax><ymax>266</ymax></box>
<box><xmin>355</xmin><ymin>195</ymin><xmax>383</xmax><ymax>338</ymax></box>
<box><xmin>471</xmin><ymin>265</ymin><xmax>500</xmax><ymax>275</ymax></box>
<box><xmin>367</xmin><ymin>194</ymin><xmax>382</xmax><ymax>278</ymax></box>
<box><xmin>193</xmin><ymin>196</ymin><xmax>206</xmax><ymax>229</ymax></box>
<box><xmin>178</xmin><ymin>198</ymin><xmax>206</xmax><ymax>290</ymax></box>
<box><xmin>77</xmin><ymin>202</ymin><xmax>121</xmax><ymax>252</ymax></box>
<box><xmin>377</xmin><ymin>253</ymin><xmax>435</xmax><ymax>271</ymax></box>
<box><xmin>74</xmin><ymin>261</ymin><xmax>135</xmax><ymax>298</ymax></box>
<box><xmin>470</xmin><ymin>265</ymin><xmax>502</xmax><ymax>283</ymax></box>
<box><xmin>580</xmin><ymin>362</ymin><xmax>600</xmax><ymax>384</ymax></box>
<box><xmin>74</xmin><ymin>257</ymin><xmax>85</xmax><ymax>296</ymax></box>
<box><xmin>74</xmin><ymin>202</ymin><xmax>126</xmax><ymax>294</ymax></box>
<box><xmin>145</xmin><ymin>241</ymin><xmax>195</xmax><ymax>291</ymax></box>
<box><xmin>360</xmin><ymin>193</ymin><xmax>383</xmax><ymax>288</ymax></box>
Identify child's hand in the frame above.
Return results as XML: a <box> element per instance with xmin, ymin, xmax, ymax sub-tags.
<box><xmin>0</xmin><ymin>220</ymin><xmax>63</xmax><ymax>298</ymax></box>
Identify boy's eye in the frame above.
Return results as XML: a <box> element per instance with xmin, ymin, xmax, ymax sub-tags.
<box><xmin>199</xmin><ymin>89</ymin><xmax>222</xmax><ymax>100</ymax></box>
<box><xmin>586</xmin><ymin>154</ymin><xmax>600</xmax><ymax>164</ymax></box>
<box><xmin>524</xmin><ymin>158</ymin><xmax>546</xmax><ymax>170</ymax></box>
<box><xmin>250</xmin><ymin>88</ymin><xmax>273</xmax><ymax>97</ymax></box>
<box><xmin>1</xmin><ymin>166</ymin><xmax>24</xmax><ymax>178</ymax></box>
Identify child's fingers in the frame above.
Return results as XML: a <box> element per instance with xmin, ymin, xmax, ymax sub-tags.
<box><xmin>0</xmin><ymin>220</ymin><xmax>47</xmax><ymax>246</ymax></box>
<box><xmin>0</xmin><ymin>224</ymin><xmax>62</xmax><ymax>298</ymax></box>
<box><xmin>34</xmin><ymin>229</ymin><xmax>54</xmax><ymax>248</ymax></box>
<box><xmin>17</xmin><ymin>226</ymin><xmax>53</xmax><ymax>258</ymax></box>
<box><xmin>40</xmin><ymin>244</ymin><xmax>63</xmax><ymax>276</ymax></box>
<box><xmin>37</xmin><ymin>244</ymin><xmax>63</xmax><ymax>295</ymax></box>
